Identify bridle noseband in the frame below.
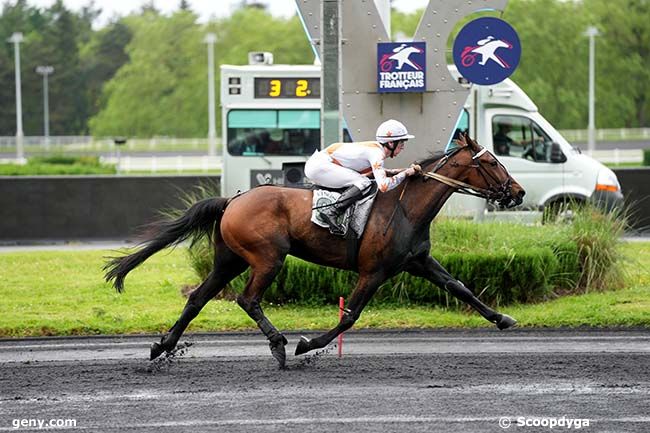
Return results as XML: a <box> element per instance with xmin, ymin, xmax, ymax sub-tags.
<box><xmin>420</xmin><ymin>146</ymin><xmax>512</xmax><ymax>203</ymax></box>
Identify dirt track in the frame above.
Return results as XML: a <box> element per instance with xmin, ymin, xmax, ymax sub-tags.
<box><xmin>1</xmin><ymin>329</ymin><xmax>648</xmax><ymax>432</ymax></box>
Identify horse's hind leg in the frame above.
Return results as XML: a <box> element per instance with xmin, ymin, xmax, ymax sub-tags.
<box><xmin>406</xmin><ymin>255</ymin><xmax>516</xmax><ymax>329</ymax></box>
<box><xmin>151</xmin><ymin>246</ymin><xmax>248</xmax><ymax>360</ymax></box>
<box><xmin>235</xmin><ymin>258</ymin><xmax>288</xmax><ymax>368</ymax></box>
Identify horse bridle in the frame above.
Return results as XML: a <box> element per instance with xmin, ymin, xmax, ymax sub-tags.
<box><xmin>420</xmin><ymin>146</ymin><xmax>512</xmax><ymax>203</ymax></box>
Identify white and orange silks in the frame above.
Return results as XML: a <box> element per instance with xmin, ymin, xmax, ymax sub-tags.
<box><xmin>304</xmin><ymin>141</ymin><xmax>408</xmax><ymax>193</ymax></box>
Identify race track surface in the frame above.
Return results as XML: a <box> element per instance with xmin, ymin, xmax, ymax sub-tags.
<box><xmin>1</xmin><ymin>329</ymin><xmax>648</xmax><ymax>432</ymax></box>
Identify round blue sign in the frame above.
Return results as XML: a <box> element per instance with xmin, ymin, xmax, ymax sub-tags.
<box><xmin>452</xmin><ymin>17</ymin><xmax>521</xmax><ymax>85</ymax></box>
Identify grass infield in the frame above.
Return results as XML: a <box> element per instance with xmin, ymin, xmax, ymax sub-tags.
<box><xmin>0</xmin><ymin>242</ymin><xmax>648</xmax><ymax>337</ymax></box>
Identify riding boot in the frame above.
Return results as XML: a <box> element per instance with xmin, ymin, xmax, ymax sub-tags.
<box><xmin>320</xmin><ymin>185</ymin><xmax>364</xmax><ymax>235</ymax></box>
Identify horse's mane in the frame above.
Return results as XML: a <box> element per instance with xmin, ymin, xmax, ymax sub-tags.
<box><xmin>415</xmin><ymin>147</ymin><xmax>463</xmax><ymax>168</ymax></box>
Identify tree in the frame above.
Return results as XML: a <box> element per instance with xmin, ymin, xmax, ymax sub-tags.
<box><xmin>0</xmin><ymin>0</ymin><xmax>44</xmax><ymax>135</ymax></box>
<box><xmin>89</xmin><ymin>10</ymin><xmax>206</xmax><ymax>137</ymax></box>
<box><xmin>585</xmin><ymin>0</ymin><xmax>650</xmax><ymax>127</ymax></box>
<box><xmin>503</xmin><ymin>0</ymin><xmax>591</xmax><ymax>129</ymax></box>
<box><xmin>80</xmin><ymin>19</ymin><xmax>132</xmax><ymax>132</ymax></box>
<box><xmin>89</xmin><ymin>7</ymin><xmax>313</xmax><ymax>137</ymax></box>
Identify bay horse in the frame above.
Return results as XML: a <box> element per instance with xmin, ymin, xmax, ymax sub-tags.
<box><xmin>104</xmin><ymin>135</ymin><xmax>525</xmax><ymax>368</ymax></box>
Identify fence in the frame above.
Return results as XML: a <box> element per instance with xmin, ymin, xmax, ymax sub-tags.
<box><xmin>559</xmin><ymin>128</ymin><xmax>650</xmax><ymax>142</ymax></box>
<box><xmin>0</xmin><ymin>136</ymin><xmax>220</xmax><ymax>154</ymax></box>
<box><xmin>102</xmin><ymin>155</ymin><xmax>222</xmax><ymax>173</ymax></box>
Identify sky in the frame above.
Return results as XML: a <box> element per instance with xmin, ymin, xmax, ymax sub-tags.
<box><xmin>24</xmin><ymin>0</ymin><xmax>429</xmax><ymax>28</ymax></box>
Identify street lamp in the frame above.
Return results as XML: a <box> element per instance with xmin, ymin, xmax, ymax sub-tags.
<box><xmin>585</xmin><ymin>26</ymin><xmax>599</xmax><ymax>155</ymax></box>
<box><xmin>204</xmin><ymin>33</ymin><xmax>217</xmax><ymax>157</ymax></box>
<box><xmin>8</xmin><ymin>32</ymin><xmax>24</xmax><ymax>160</ymax></box>
<box><xmin>36</xmin><ymin>65</ymin><xmax>54</xmax><ymax>148</ymax></box>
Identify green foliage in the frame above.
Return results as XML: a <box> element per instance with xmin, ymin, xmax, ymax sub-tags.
<box><xmin>570</xmin><ymin>206</ymin><xmax>627</xmax><ymax>291</ymax></box>
<box><xmin>1</xmin><ymin>1</ymin><xmax>649</xmax><ymax>137</ymax></box>
<box><xmin>0</xmin><ymin>0</ymin><xmax>110</xmax><ymax>135</ymax></box>
<box><xmin>185</xmin><ymin>206</ymin><xmax>626</xmax><ymax>307</ymax></box>
<box><xmin>0</xmin><ymin>154</ymin><xmax>114</xmax><ymax>175</ymax></box>
<box><xmin>28</xmin><ymin>155</ymin><xmax>101</xmax><ymax>166</ymax></box>
<box><xmin>504</xmin><ymin>0</ymin><xmax>591</xmax><ymax>129</ymax></box>
<box><xmin>644</xmin><ymin>149</ymin><xmax>650</xmax><ymax>166</ymax></box>
<box><xmin>584</xmin><ymin>0</ymin><xmax>650</xmax><ymax>127</ymax></box>
<box><xmin>0</xmin><ymin>244</ymin><xmax>647</xmax><ymax>337</ymax></box>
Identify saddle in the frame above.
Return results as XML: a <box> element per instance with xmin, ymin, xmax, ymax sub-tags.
<box><xmin>311</xmin><ymin>183</ymin><xmax>378</xmax><ymax>238</ymax></box>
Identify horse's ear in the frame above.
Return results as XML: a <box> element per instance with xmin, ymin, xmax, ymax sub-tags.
<box><xmin>457</xmin><ymin>133</ymin><xmax>468</xmax><ymax>147</ymax></box>
<box><xmin>467</xmin><ymin>135</ymin><xmax>481</xmax><ymax>151</ymax></box>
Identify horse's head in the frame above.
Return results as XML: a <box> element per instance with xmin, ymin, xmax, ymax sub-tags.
<box><xmin>421</xmin><ymin>134</ymin><xmax>525</xmax><ymax>209</ymax></box>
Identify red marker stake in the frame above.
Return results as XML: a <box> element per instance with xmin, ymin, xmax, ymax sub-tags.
<box><xmin>338</xmin><ymin>297</ymin><xmax>344</xmax><ymax>358</ymax></box>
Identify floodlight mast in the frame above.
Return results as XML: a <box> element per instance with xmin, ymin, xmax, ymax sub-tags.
<box><xmin>36</xmin><ymin>65</ymin><xmax>55</xmax><ymax>147</ymax></box>
<box><xmin>585</xmin><ymin>26</ymin><xmax>599</xmax><ymax>155</ymax></box>
<box><xmin>204</xmin><ymin>33</ymin><xmax>218</xmax><ymax>157</ymax></box>
<box><xmin>8</xmin><ymin>32</ymin><xmax>24</xmax><ymax>160</ymax></box>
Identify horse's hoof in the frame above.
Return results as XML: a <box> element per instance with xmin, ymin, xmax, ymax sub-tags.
<box><xmin>496</xmin><ymin>314</ymin><xmax>517</xmax><ymax>330</ymax></box>
<box><xmin>294</xmin><ymin>336</ymin><xmax>311</xmax><ymax>356</ymax></box>
<box><xmin>270</xmin><ymin>335</ymin><xmax>289</xmax><ymax>369</ymax></box>
<box><xmin>150</xmin><ymin>342</ymin><xmax>166</xmax><ymax>360</ymax></box>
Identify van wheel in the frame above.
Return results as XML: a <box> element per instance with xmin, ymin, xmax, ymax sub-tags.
<box><xmin>542</xmin><ymin>200</ymin><xmax>583</xmax><ymax>224</ymax></box>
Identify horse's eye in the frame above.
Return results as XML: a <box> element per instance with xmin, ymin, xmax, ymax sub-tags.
<box><xmin>490</xmin><ymin>160</ymin><xmax>498</xmax><ymax>167</ymax></box>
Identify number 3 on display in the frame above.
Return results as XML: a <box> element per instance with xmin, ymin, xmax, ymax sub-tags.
<box><xmin>269</xmin><ymin>79</ymin><xmax>281</xmax><ymax>97</ymax></box>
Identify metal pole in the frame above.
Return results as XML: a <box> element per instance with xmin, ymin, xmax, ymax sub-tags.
<box><xmin>321</xmin><ymin>0</ymin><xmax>342</xmax><ymax>148</ymax></box>
<box><xmin>9</xmin><ymin>33</ymin><xmax>24</xmax><ymax>160</ymax></box>
<box><xmin>585</xmin><ymin>26</ymin><xmax>599</xmax><ymax>155</ymax></box>
<box><xmin>205</xmin><ymin>33</ymin><xmax>217</xmax><ymax>157</ymax></box>
<box><xmin>36</xmin><ymin>66</ymin><xmax>54</xmax><ymax>149</ymax></box>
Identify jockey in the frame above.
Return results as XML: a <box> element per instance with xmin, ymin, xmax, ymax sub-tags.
<box><xmin>304</xmin><ymin>119</ymin><xmax>421</xmax><ymax>233</ymax></box>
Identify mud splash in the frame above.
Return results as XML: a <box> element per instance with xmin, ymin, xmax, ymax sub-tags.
<box><xmin>147</xmin><ymin>341</ymin><xmax>194</xmax><ymax>373</ymax></box>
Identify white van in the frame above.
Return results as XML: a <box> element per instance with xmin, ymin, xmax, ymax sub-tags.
<box><xmin>443</xmin><ymin>67</ymin><xmax>623</xmax><ymax>219</ymax></box>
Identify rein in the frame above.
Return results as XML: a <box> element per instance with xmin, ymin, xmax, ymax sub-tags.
<box><xmin>420</xmin><ymin>170</ymin><xmax>492</xmax><ymax>199</ymax></box>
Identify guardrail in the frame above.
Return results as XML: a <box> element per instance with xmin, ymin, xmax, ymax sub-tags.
<box><xmin>0</xmin><ymin>136</ymin><xmax>221</xmax><ymax>154</ymax></box>
<box><xmin>588</xmin><ymin>149</ymin><xmax>643</xmax><ymax>164</ymax></box>
<box><xmin>101</xmin><ymin>155</ymin><xmax>222</xmax><ymax>173</ymax></box>
<box><xmin>559</xmin><ymin>128</ymin><xmax>650</xmax><ymax>142</ymax></box>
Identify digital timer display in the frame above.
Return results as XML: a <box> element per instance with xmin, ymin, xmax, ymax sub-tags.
<box><xmin>254</xmin><ymin>77</ymin><xmax>320</xmax><ymax>99</ymax></box>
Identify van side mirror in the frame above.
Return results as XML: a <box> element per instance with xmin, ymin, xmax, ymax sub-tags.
<box><xmin>550</xmin><ymin>142</ymin><xmax>566</xmax><ymax>163</ymax></box>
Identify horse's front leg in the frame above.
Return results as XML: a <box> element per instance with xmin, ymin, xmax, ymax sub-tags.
<box><xmin>406</xmin><ymin>255</ymin><xmax>517</xmax><ymax>330</ymax></box>
<box><xmin>295</xmin><ymin>272</ymin><xmax>385</xmax><ymax>356</ymax></box>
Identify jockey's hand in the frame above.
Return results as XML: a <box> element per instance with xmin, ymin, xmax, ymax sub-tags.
<box><xmin>405</xmin><ymin>164</ymin><xmax>421</xmax><ymax>176</ymax></box>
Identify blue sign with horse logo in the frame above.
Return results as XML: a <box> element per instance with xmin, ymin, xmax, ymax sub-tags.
<box><xmin>377</xmin><ymin>42</ymin><xmax>426</xmax><ymax>93</ymax></box>
<box><xmin>453</xmin><ymin>17</ymin><xmax>521</xmax><ymax>85</ymax></box>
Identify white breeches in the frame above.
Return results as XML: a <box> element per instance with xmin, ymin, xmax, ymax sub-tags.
<box><xmin>304</xmin><ymin>151</ymin><xmax>372</xmax><ymax>190</ymax></box>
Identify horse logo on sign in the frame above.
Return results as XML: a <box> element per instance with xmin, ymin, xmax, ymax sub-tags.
<box><xmin>453</xmin><ymin>17</ymin><xmax>521</xmax><ymax>85</ymax></box>
<box><xmin>377</xmin><ymin>42</ymin><xmax>426</xmax><ymax>93</ymax></box>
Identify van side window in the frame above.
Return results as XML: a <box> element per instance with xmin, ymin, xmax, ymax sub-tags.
<box><xmin>492</xmin><ymin>115</ymin><xmax>552</xmax><ymax>162</ymax></box>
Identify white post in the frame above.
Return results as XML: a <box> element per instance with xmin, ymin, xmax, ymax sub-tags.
<box><xmin>585</xmin><ymin>26</ymin><xmax>599</xmax><ymax>155</ymax></box>
<box><xmin>9</xmin><ymin>32</ymin><xmax>24</xmax><ymax>161</ymax></box>
<box><xmin>204</xmin><ymin>33</ymin><xmax>217</xmax><ymax>157</ymax></box>
<box><xmin>36</xmin><ymin>66</ymin><xmax>54</xmax><ymax>149</ymax></box>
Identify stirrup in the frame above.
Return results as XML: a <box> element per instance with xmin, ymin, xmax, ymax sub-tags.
<box><xmin>320</xmin><ymin>210</ymin><xmax>345</xmax><ymax>235</ymax></box>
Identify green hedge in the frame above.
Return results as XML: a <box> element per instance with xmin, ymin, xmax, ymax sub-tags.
<box><xmin>0</xmin><ymin>155</ymin><xmax>115</xmax><ymax>175</ymax></box>
<box><xmin>186</xmin><ymin>207</ymin><xmax>625</xmax><ymax>307</ymax></box>
<box><xmin>644</xmin><ymin>149</ymin><xmax>650</xmax><ymax>166</ymax></box>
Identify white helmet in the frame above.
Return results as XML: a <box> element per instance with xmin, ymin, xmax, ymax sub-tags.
<box><xmin>375</xmin><ymin>119</ymin><xmax>415</xmax><ymax>144</ymax></box>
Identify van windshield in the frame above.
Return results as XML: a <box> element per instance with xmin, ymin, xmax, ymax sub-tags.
<box><xmin>227</xmin><ymin>109</ymin><xmax>320</xmax><ymax>156</ymax></box>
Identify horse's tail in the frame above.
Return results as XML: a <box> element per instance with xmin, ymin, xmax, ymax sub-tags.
<box><xmin>104</xmin><ymin>197</ymin><xmax>228</xmax><ymax>293</ymax></box>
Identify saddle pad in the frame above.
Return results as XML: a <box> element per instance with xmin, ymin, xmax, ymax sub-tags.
<box><xmin>311</xmin><ymin>188</ymin><xmax>377</xmax><ymax>238</ymax></box>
